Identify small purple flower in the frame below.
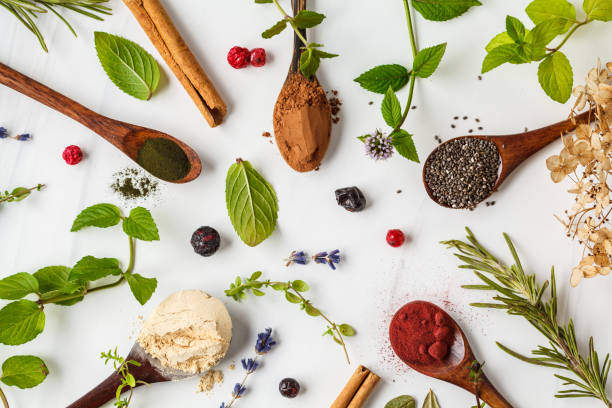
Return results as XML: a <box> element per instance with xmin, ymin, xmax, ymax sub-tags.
<box><xmin>14</xmin><ymin>133</ymin><xmax>31</xmax><ymax>141</ymax></box>
<box><xmin>219</xmin><ymin>403</ymin><xmax>226</xmax><ymax>408</ymax></box>
<box><xmin>313</xmin><ymin>249</ymin><xmax>341</xmax><ymax>270</ymax></box>
<box><xmin>364</xmin><ymin>130</ymin><xmax>393</xmax><ymax>160</ymax></box>
<box><xmin>255</xmin><ymin>328</ymin><xmax>276</xmax><ymax>354</ymax></box>
<box><xmin>232</xmin><ymin>383</ymin><xmax>246</xmax><ymax>398</ymax></box>
<box><xmin>241</xmin><ymin>358</ymin><xmax>258</xmax><ymax>373</ymax></box>
<box><xmin>285</xmin><ymin>250</ymin><xmax>307</xmax><ymax>266</ymax></box>
<box><xmin>0</xmin><ymin>127</ymin><xmax>7</xmax><ymax>139</ymax></box>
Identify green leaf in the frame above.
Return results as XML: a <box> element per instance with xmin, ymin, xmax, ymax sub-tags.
<box><xmin>94</xmin><ymin>32</ymin><xmax>161</xmax><ymax>101</ymax></box>
<box><xmin>0</xmin><ymin>300</ymin><xmax>45</xmax><ymax>345</ymax></box>
<box><xmin>538</xmin><ymin>51</ymin><xmax>573</xmax><ymax>103</ymax></box>
<box><xmin>285</xmin><ymin>292</ymin><xmax>301</xmax><ymax>304</ymax></box>
<box><xmin>250</xmin><ymin>271</ymin><xmax>262</xmax><ymax>281</ymax></box>
<box><xmin>125</xmin><ymin>273</ymin><xmax>157</xmax><ymax>305</ymax></box>
<box><xmin>526</xmin><ymin>0</ymin><xmax>576</xmax><ymax>32</ymax></box>
<box><xmin>481</xmin><ymin>44</ymin><xmax>527</xmax><ymax>73</ymax></box>
<box><xmin>10</xmin><ymin>188</ymin><xmax>30</xmax><ymax>202</ymax></box>
<box><xmin>0</xmin><ymin>273</ymin><xmax>39</xmax><ymax>300</ymax></box>
<box><xmin>293</xmin><ymin>10</ymin><xmax>325</xmax><ymax>28</ymax></box>
<box><xmin>526</xmin><ymin>18</ymin><xmax>567</xmax><ymax>51</ymax></box>
<box><xmin>305</xmin><ymin>304</ymin><xmax>320</xmax><ymax>316</ymax></box>
<box><xmin>122</xmin><ymin>207</ymin><xmax>159</xmax><ymax>241</ymax></box>
<box><xmin>312</xmin><ymin>49</ymin><xmax>339</xmax><ymax>59</ymax></box>
<box><xmin>422</xmin><ymin>390</ymin><xmax>441</xmax><ymax>408</ymax></box>
<box><xmin>391</xmin><ymin>130</ymin><xmax>419</xmax><ymax>163</ymax></box>
<box><xmin>255</xmin><ymin>0</ymin><xmax>273</xmax><ymax>3</ymax></box>
<box><xmin>412</xmin><ymin>43</ymin><xmax>447</xmax><ymax>78</ymax></box>
<box><xmin>125</xmin><ymin>373</ymin><xmax>136</xmax><ymax>387</ymax></box>
<box><xmin>584</xmin><ymin>0</ymin><xmax>612</xmax><ymax>21</ymax></box>
<box><xmin>225</xmin><ymin>159</ymin><xmax>278</xmax><ymax>247</ymax></box>
<box><xmin>71</xmin><ymin>203</ymin><xmax>121</xmax><ymax>232</ymax></box>
<box><xmin>291</xmin><ymin>280</ymin><xmax>310</xmax><ymax>292</ymax></box>
<box><xmin>354</xmin><ymin>64</ymin><xmax>410</xmax><ymax>94</ymax></box>
<box><xmin>252</xmin><ymin>288</ymin><xmax>265</xmax><ymax>296</ymax></box>
<box><xmin>1</xmin><ymin>356</ymin><xmax>48</xmax><ymax>389</ymax></box>
<box><xmin>485</xmin><ymin>32</ymin><xmax>514</xmax><ymax>52</ymax></box>
<box><xmin>381</xmin><ymin>87</ymin><xmax>402</xmax><ymax>128</ymax></box>
<box><xmin>271</xmin><ymin>283</ymin><xmax>289</xmax><ymax>291</ymax></box>
<box><xmin>33</xmin><ymin>266</ymin><xmax>84</xmax><ymax>306</ymax></box>
<box><xmin>412</xmin><ymin>0</ymin><xmax>482</xmax><ymax>21</ymax></box>
<box><xmin>69</xmin><ymin>256</ymin><xmax>122</xmax><ymax>282</ymax></box>
<box><xmin>506</xmin><ymin>16</ymin><xmax>526</xmax><ymax>42</ymax></box>
<box><xmin>262</xmin><ymin>19</ymin><xmax>288</xmax><ymax>38</ymax></box>
<box><xmin>385</xmin><ymin>395</ymin><xmax>416</xmax><ymax>408</ymax></box>
<box><xmin>338</xmin><ymin>324</ymin><xmax>356</xmax><ymax>336</ymax></box>
<box><xmin>300</xmin><ymin>48</ymin><xmax>320</xmax><ymax>78</ymax></box>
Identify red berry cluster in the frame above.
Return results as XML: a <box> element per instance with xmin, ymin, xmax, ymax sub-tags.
<box><xmin>227</xmin><ymin>46</ymin><xmax>267</xmax><ymax>69</ymax></box>
<box><xmin>62</xmin><ymin>145</ymin><xmax>83</xmax><ymax>165</ymax></box>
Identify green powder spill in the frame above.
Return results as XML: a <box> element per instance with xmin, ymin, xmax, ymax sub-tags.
<box><xmin>136</xmin><ymin>138</ymin><xmax>190</xmax><ymax>181</ymax></box>
<box><xmin>111</xmin><ymin>167</ymin><xmax>158</xmax><ymax>200</ymax></box>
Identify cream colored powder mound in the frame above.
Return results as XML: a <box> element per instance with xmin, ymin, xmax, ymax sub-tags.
<box><xmin>137</xmin><ymin>290</ymin><xmax>232</xmax><ymax>374</ymax></box>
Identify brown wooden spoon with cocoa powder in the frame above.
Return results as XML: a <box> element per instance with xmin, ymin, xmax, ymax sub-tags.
<box><xmin>272</xmin><ymin>0</ymin><xmax>332</xmax><ymax>173</ymax></box>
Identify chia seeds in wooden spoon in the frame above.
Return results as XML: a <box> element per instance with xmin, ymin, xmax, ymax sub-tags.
<box><xmin>424</xmin><ymin>138</ymin><xmax>500</xmax><ymax>209</ymax></box>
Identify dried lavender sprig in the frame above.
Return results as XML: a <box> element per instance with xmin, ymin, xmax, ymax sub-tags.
<box><xmin>0</xmin><ymin>128</ymin><xmax>30</xmax><ymax>141</ymax></box>
<box><xmin>219</xmin><ymin>328</ymin><xmax>276</xmax><ymax>408</ymax></box>
<box><xmin>313</xmin><ymin>250</ymin><xmax>341</xmax><ymax>270</ymax></box>
<box><xmin>285</xmin><ymin>250</ymin><xmax>307</xmax><ymax>267</ymax></box>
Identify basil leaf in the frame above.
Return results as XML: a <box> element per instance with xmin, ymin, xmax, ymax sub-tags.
<box><xmin>422</xmin><ymin>390</ymin><xmax>441</xmax><ymax>408</ymax></box>
<box><xmin>1</xmin><ymin>356</ymin><xmax>49</xmax><ymax>389</ymax></box>
<box><xmin>122</xmin><ymin>207</ymin><xmax>159</xmax><ymax>241</ymax></box>
<box><xmin>69</xmin><ymin>256</ymin><xmax>122</xmax><ymax>282</ymax></box>
<box><xmin>262</xmin><ymin>20</ymin><xmax>288</xmax><ymax>38</ymax></box>
<box><xmin>382</xmin><ymin>87</ymin><xmax>402</xmax><ymax>128</ymax></box>
<box><xmin>293</xmin><ymin>10</ymin><xmax>325</xmax><ymax>28</ymax></box>
<box><xmin>0</xmin><ymin>300</ymin><xmax>45</xmax><ymax>345</ymax></box>
<box><xmin>71</xmin><ymin>203</ymin><xmax>121</xmax><ymax>232</ymax></box>
<box><xmin>391</xmin><ymin>130</ymin><xmax>419</xmax><ymax>163</ymax></box>
<box><xmin>225</xmin><ymin>159</ymin><xmax>278</xmax><ymax>247</ymax></box>
<box><xmin>385</xmin><ymin>395</ymin><xmax>416</xmax><ymax>408</ymax></box>
<box><xmin>354</xmin><ymin>64</ymin><xmax>410</xmax><ymax>94</ymax></box>
<box><xmin>506</xmin><ymin>16</ymin><xmax>526</xmax><ymax>42</ymax></box>
<box><xmin>94</xmin><ymin>32</ymin><xmax>161</xmax><ymax>101</ymax></box>
<box><xmin>291</xmin><ymin>280</ymin><xmax>309</xmax><ymax>292</ymax></box>
<box><xmin>0</xmin><ymin>273</ymin><xmax>39</xmax><ymax>300</ymax></box>
<box><xmin>485</xmin><ymin>32</ymin><xmax>514</xmax><ymax>52</ymax></box>
<box><xmin>125</xmin><ymin>273</ymin><xmax>157</xmax><ymax>305</ymax></box>
<box><xmin>412</xmin><ymin>0</ymin><xmax>481</xmax><ymax>21</ymax></box>
<box><xmin>538</xmin><ymin>51</ymin><xmax>573</xmax><ymax>103</ymax></box>
<box><xmin>413</xmin><ymin>43</ymin><xmax>447</xmax><ymax>78</ymax></box>
<box><xmin>526</xmin><ymin>0</ymin><xmax>576</xmax><ymax>32</ymax></box>
<box><xmin>583</xmin><ymin>0</ymin><xmax>612</xmax><ymax>21</ymax></box>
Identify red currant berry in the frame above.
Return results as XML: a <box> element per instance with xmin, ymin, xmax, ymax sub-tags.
<box><xmin>227</xmin><ymin>46</ymin><xmax>250</xmax><ymax>69</ymax></box>
<box><xmin>249</xmin><ymin>48</ymin><xmax>266</xmax><ymax>67</ymax></box>
<box><xmin>386</xmin><ymin>229</ymin><xmax>405</xmax><ymax>247</ymax></box>
<box><xmin>62</xmin><ymin>145</ymin><xmax>83</xmax><ymax>165</ymax></box>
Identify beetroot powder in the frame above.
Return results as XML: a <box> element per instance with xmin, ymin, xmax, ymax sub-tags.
<box><xmin>389</xmin><ymin>301</ymin><xmax>456</xmax><ymax>366</ymax></box>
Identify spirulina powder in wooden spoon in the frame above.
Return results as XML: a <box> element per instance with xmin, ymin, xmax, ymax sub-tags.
<box><xmin>137</xmin><ymin>138</ymin><xmax>190</xmax><ymax>181</ymax></box>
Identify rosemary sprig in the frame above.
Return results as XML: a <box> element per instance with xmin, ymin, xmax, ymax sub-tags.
<box><xmin>0</xmin><ymin>0</ymin><xmax>111</xmax><ymax>51</ymax></box>
<box><xmin>442</xmin><ymin>228</ymin><xmax>612</xmax><ymax>407</ymax></box>
<box><xmin>225</xmin><ymin>272</ymin><xmax>355</xmax><ymax>364</ymax></box>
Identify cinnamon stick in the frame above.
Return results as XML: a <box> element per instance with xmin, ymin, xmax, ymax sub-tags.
<box><xmin>331</xmin><ymin>365</ymin><xmax>380</xmax><ymax>408</ymax></box>
<box><xmin>122</xmin><ymin>0</ymin><xmax>226</xmax><ymax>127</ymax></box>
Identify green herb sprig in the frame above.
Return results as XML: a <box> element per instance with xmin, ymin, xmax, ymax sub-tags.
<box><xmin>0</xmin><ymin>203</ymin><xmax>158</xmax><ymax>398</ymax></box>
<box><xmin>482</xmin><ymin>0</ymin><xmax>612</xmax><ymax>103</ymax></box>
<box><xmin>443</xmin><ymin>228</ymin><xmax>612</xmax><ymax>407</ymax></box>
<box><xmin>225</xmin><ymin>272</ymin><xmax>355</xmax><ymax>364</ymax></box>
<box><xmin>469</xmin><ymin>360</ymin><xmax>487</xmax><ymax>408</ymax></box>
<box><xmin>0</xmin><ymin>0</ymin><xmax>111</xmax><ymax>52</ymax></box>
<box><xmin>0</xmin><ymin>184</ymin><xmax>44</xmax><ymax>205</ymax></box>
<box><xmin>100</xmin><ymin>347</ymin><xmax>148</xmax><ymax>408</ymax></box>
<box><xmin>255</xmin><ymin>0</ymin><xmax>337</xmax><ymax>78</ymax></box>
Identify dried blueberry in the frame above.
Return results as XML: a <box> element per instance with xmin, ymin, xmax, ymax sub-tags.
<box><xmin>335</xmin><ymin>186</ymin><xmax>366</xmax><ymax>212</ymax></box>
<box><xmin>279</xmin><ymin>378</ymin><xmax>300</xmax><ymax>398</ymax></box>
<box><xmin>190</xmin><ymin>226</ymin><xmax>220</xmax><ymax>257</ymax></box>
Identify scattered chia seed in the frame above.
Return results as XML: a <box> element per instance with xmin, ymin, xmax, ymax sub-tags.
<box><xmin>451</xmin><ymin>124</ymin><xmax>456</xmax><ymax>129</ymax></box>
<box><xmin>478</xmin><ymin>75</ymin><xmax>482</xmax><ymax>80</ymax></box>
<box><xmin>411</xmin><ymin>105</ymin><xmax>417</xmax><ymax>110</ymax></box>
<box><xmin>468</xmin><ymin>129</ymin><xmax>473</xmax><ymax>133</ymax></box>
<box><xmin>475</xmin><ymin>118</ymin><xmax>480</xmax><ymax>123</ymax></box>
<box><xmin>463</xmin><ymin>116</ymin><xmax>468</xmax><ymax>120</ymax></box>
<box><xmin>111</xmin><ymin>167</ymin><xmax>159</xmax><ymax>201</ymax></box>
<box><xmin>397</xmin><ymin>189</ymin><xmax>402</xmax><ymax>194</ymax></box>
<box><xmin>434</xmin><ymin>135</ymin><xmax>443</xmax><ymax>144</ymax></box>
<box><xmin>368</xmin><ymin>101</ymin><xmax>374</xmax><ymax>105</ymax></box>
<box><xmin>453</xmin><ymin>116</ymin><xmax>459</xmax><ymax>120</ymax></box>
<box><xmin>478</xmin><ymin>126</ymin><xmax>483</xmax><ymax>130</ymax></box>
<box><xmin>424</xmin><ymin>138</ymin><xmax>500</xmax><ymax>209</ymax></box>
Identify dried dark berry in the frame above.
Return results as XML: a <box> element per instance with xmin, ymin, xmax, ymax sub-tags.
<box><xmin>190</xmin><ymin>226</ymin><xmax>220</xmax><ymax>257</ymax></box>
<box><xmin>279</xmin><ymin>378</ymin><xmax>300</xmax><ymax>398</ymax></box>
<box><xmin>335</xmin><ymin>186</ymin><xmax>366</xmax><ymax>212</ymax></box>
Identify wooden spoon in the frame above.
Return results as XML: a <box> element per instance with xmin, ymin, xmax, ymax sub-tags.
<box><xmin>0</xmin><ymin>62</ymin><xmax>201</xmax><ymax>183</ymax></box>
<box><xmin>390</xmin><ymin>301</ymin><xmax>512</xmax><ymax>408</ymax></box>
<box><xmin>423</xmin><ymin>110</ymin><xmax>593</xmax><ymax>208</ymax></box>
<box><xmin>272</xmin><ymin>0</ymin><xmax>332</xmax><ymax>173</ymax></box>
<box><xmin>66</xmin><ymin>343</ymin><xmax>193</xmax><ymax>408</ymax></box>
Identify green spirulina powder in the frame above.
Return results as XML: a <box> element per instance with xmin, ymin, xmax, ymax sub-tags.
<box><xmin>136</xmin><ymin>138</ymin><xmax>190</xmax><ymax>181</ymax></box>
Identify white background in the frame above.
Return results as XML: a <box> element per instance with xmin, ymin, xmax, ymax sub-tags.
<box><xmin>1</xmin><ymin>0</ymin><xmax>612</xmax><ymax>407</ymax></box>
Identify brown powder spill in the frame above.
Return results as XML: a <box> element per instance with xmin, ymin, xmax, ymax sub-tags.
<box><xmin>197</xmin><ymin>370</ymin><xmax>224</xmax><ymax>393</ymax></box>
<box><xmin>328</xmin><ymin>90</ymin><xmax>342</xmax><ymax>124</ymax></box>
<box><xmin>273</xmin><ymin>73</ymin><xmax>331</xmax><ymax>172</ymax></box>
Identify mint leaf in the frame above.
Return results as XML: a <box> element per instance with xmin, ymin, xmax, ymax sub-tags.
<box><xmin>412</xmin><ymin>43</ymin><xmax>447</xmax><ymax>78</ymax></box>
<box><xmin>583</xmin><ymin>0</ymin><xmax>612</xmax><ymax>21</ymax></box>
<box><xmin>0</xmin><ymin>273</ymin><xmax>39</xmax><ymax>300</ymax></box>
<box><xmin>1</xmin><ymin>356</ymin><xmax>48</xmax><ymax>389</ymax></box>
<box><xmin>94</xmin><ymin>32</ymin><xmax>161</xmax><ymax>101</ymax></box>
<box><xmin>354</xmin><ymin>64</ymin><xmax>410</xmax><ymax>94</ymax></box>
<box><xmin>506</xmin><ymin>16</ymin><xmax>526</xmax><ymax>42</ymax></box>
<box><xmin>412</xmin><ymin>0</ymin><xmax>482</xmax><ymax>21</ymax></box>
<box><xmin>226</xmin><ymin>159</ymin><xmax>278</xmax><ymax>247</ymax></box>
<box><xmin>391</xmin><ymin>130</ymin><xmax>419</xmax><ymax>163</ymax></box>
<box><xmin>125</xmin><ymin>273</ymin><xmax>157</xmax><ymax>305</ymax></box>
<box><xmin>482</xmin><ymin>43</ymin><xmax>528</xmax><ymax>73</ymax></box>
<box><xmin>312</xmin><ymin>49</ymin><xmax>338</xmax><ymax>59</ymax></box>
<box><xmin>34</xmin><ymin>266</ymin><xmax>85</xmax><ymax>306</ymax></box>
<box><xmin>538</xmin><ymin>51</ymin><xmax>573</xmax><ymax>103</ymax></box>
<box><xmin>293</xmin><ymin>10</ymin><xmax>325</xmax><ymax>28</ymax></box>
<box><xmin>384</xmin><ymin>395</ymin><xmax>416</xmax><ymax>408</ymax></box>
<box><xmin>381</xmin><ymin>87</ymin><xmax>402</xmax><ymax>128</ymax></box>
<box><xmin>485</xmin><ymin>32</ymin><xmax>514</xmax><ymax>52</ymax></box>
<box><xmin>122</xmin><ymin>207</ymin><xmax>159</xmax><ymax>241</ymax></box>
<box><xmin>71</xmin><ymin>203</ymin><xmax>121</xmax><ymax>232</ymax></box>
<box><xmin>300</xmin><ymin>48</ymin><xmax>320</xmax><ymax>78</ymax></box>
<box><xmin>69</xmin><ymin>256</ymin><xmax>122</xmax><ymax>282</ymax></box>
<box><xmin>262</xmin><ymin>20</ymin><xmax>288</xmax><ymax>38</ymax></box>
<box><xmin>0</xmin><ymin>300</ymin><xmax>45</xmax><ymax>345</ymax></box>
<box><xmin>526</xmin><ymin>0</ymin><xmax>576</xmax><ymax>32</ymax></box>
<box><xmin>527</xmin><ymin>18</ymin><xmax>567</xmax><ymax>50</ymax></box>
<box><xmin>285</xmin><ymin>292</ymin><xmax>301</xmax><ymax>303</ymax></box>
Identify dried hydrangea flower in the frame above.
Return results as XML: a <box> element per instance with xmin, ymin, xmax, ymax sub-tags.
<box><xmin>364</xmin><ymin>130</ymin><xmax>393</xmax><ymax>160</ymax></box>
<box><xmin>546</xmin><ymin>149</ymin><xmax>578</xmax><ymax>182</ymax></box>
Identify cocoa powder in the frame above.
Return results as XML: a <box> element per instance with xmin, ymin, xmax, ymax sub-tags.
<box><xmin>273</xmin><ymin>73</ymin><xmax>331</xmax><ymax>172</ymax></box>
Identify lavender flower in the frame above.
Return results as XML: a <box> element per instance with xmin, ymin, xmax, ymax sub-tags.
<box><xmin>15</xmin><ymin>133</ymin><xmax>31</xmax><ymax>141</ymax></box>
<box><xmin>241</xmin><ymin>358</ymin><xmax>258</xmax><ymax>373</ymax></box>
<box><xmin>313</xmin><ymin>250</ymin><xmax>341</xmax><ymax>270</ymax></box>
<box><xmin>364</xmin><ymin>130</ymin><xmax>393</xmax><ymax>160</ymax></box>
<box><xmin>285</xmin><ymin>250</ymin><xmax>307</xmax><ymax>266</ymax></box>
<box><xmin>0</xmin><ymin>127</ymin><xmax>7</xmax><ymax>139</ymax></box>
<box><xmin>255</xmin><ymin>328</ymin><xmax>276</xmax><ymax>354</ymax></box>
<box><xmin>232</xmin><ymin>383</ymin><xmax>246</xmax><ymax>398</ymax></box>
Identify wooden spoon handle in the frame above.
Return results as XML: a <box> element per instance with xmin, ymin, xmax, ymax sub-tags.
<box><xmin>66</xmin><ymin>372</ymin><xmax>125</xmax><ymax>408</ymax></box>
<box><xmin>0</xmin><ymin>62</ymin><xmax>126</xmax><ymax>136</ymax></box>
<box><xmin>290</xmin><ymin>0</ymin><xmax>307</xmax><ymax>73</ymax></box>
<box><xmin>478</xmin><ymin>375</ymin><xmax>513</xmax><ymax>408</ymax></box>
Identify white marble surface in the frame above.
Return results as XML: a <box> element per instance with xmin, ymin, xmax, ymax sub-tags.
<box><xmin>1</xmin><ymin>0</ymin><xmax>612</xmax><ymax>407</ymax></box>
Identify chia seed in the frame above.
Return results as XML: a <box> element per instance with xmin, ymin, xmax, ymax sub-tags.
<box><xmin>424</xmin><ymin>138</ymin><xmax>500</xmax><ymax>209</ymax></box>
